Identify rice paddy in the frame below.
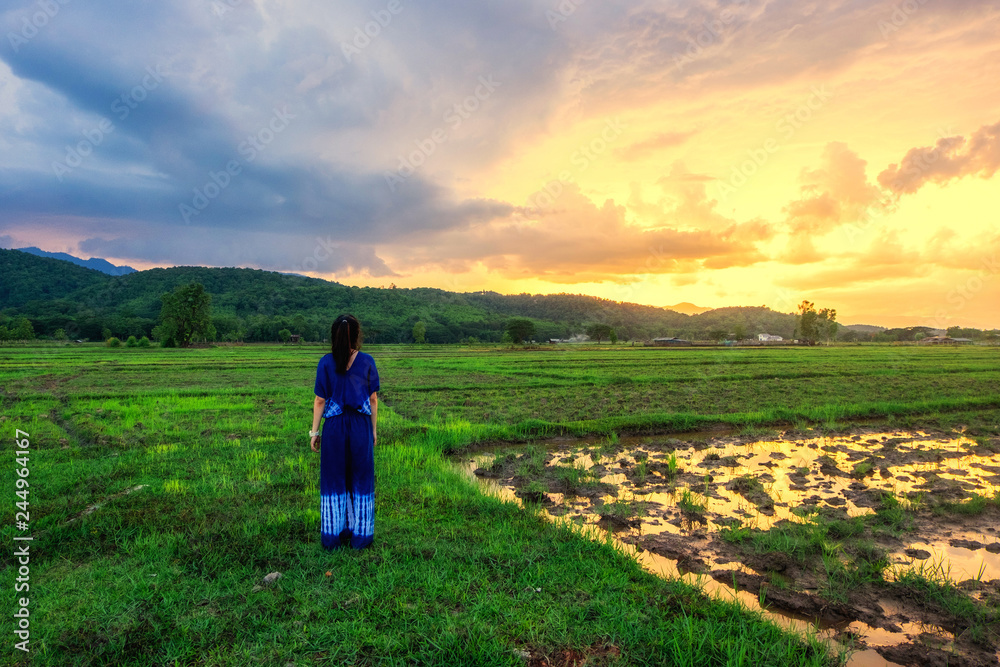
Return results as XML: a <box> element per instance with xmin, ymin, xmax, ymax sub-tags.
<box><xmin>2</xmin><ymin>342</ymin><xmax>998</xmax><ymax>665</ymax></box>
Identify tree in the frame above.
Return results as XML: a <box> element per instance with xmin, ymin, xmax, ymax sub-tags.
<box><xmin>709</xmin><ymin>329</ymin><xmax>728</xmax><ymax>343</ymax></box>
<box><xmin>585</xmin><ymin>323</ymin><xmax>613</xmax><ymax>343</ymax></box>
<box><xmin>278</xmin><ymin>328</ymin><xmax>292</xmax><ymax>343</ymax></box>
<box><xmin>13</xmin><ymin>317</ymin><xmax>34</xmax><ymax>341</ymax></box>
<box><xmin>796</xmin><ymin>301</ymin><xmax>819</xmax><ymax>344</ymax></box>
<box><xmin>609</xmin><ymin>329</ymin><xmax>618</xmax><ymax>344</ymax></box>
<box><xmin>818</xmin><ymin>307</ymin><xmax>837</xmax><ymax>343</ymax></box>
<box><xmin>159</xmin><ymin>282</ymin><xmax>213</xmax><ymax>347</ymax></box>
<box><xmin>506</xmin><ymin>318</ymin><xmax>536</xmax><ymax>344</ymax></box>
<box><xmin>733</xmin><ymin>324</ymin><xmax>748</xmax><ymax>342</ymax></box>
<box><xmin>0</xmin><ymin>317</ymin><xmax>34</xmax><ymax>343</ymax></box>
<box><xmin>412</xmin><ymin>321</ymin><xmax>427</xmax><ymax>344</ymax></box>
<box><xmin>839</xmin><ymin>329</ymin><xmax>860</xmax><ymax>343</ymax></box>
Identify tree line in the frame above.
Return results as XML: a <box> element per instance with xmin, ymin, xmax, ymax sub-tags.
<box><xmin>5</xmin><ymin>249</ymin><xmax>996</xmax><ymax>346</ymax></box>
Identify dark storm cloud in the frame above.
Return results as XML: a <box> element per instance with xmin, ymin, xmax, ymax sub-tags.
<box><xmin>0</xmin><ymin>0</ymin><xmax>555</xmax><ymax>269</ymax></box>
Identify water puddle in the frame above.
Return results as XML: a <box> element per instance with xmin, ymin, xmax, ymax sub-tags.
<box><xmin>456</xmin><ymin>428</ymin><xmax>1000</xmax><ymax>666</ymax></box>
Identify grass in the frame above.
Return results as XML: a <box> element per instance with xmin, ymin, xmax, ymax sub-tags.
<box><xmin>521</xmin><ymin>480</ymin><xmax>548</xmax><ymax>504</ymax></box>
<box><xmin>932</xmin><ymin>491</ymin><xmax>1000</xmax><ymax>516</ymax></box>
<box><xmin>870</xmin><ymin>491</ymin><xmax>917</xmax><ymax>535</ymax></box>
<box><xmin>554</xmin><ymin>463</ymin><xmax>601</xmax><ymax>494</ymax></box>
<box><xmin>515</xmin><ymin>446</ymin><xmax>548</xmax><ymax>477</ymax></box>
<box><xmin>678</xmin><ymin>487</ymin><xmax>708</xmax><ymax>515</ymax></box>
<box><xmin>4</xmin><ymin>342</ymin><xmax>999</xmax><ymax>664</ymax></box>
<box><xmin>634</xmin><ymin>458</ymin><xmax>649</xmax><ymax>485</ymax></box>
<box><xmin>891</xmin><ymin>559</ymin><xmax>999</xmax><ymax>645</ymax></box>
<box><xmin>850</xmin><ymin>460</ymin><xmax>873</xmax><ymax>478</ymax></box>
<box><xmin>666</xmin><ymin>451</ymin><xmax>680</xmax><ymax>478</ymax></box>
<box><xmin>599</xmin><ymin>496</ymin><xmax>646</xmax><ymax>523</ymax></box>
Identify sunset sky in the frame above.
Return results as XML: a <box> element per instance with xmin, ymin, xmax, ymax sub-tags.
<box><xmin>1</xmin><ymin>0</ymin><xmax>998</xmax><ymax>328</ymax></box>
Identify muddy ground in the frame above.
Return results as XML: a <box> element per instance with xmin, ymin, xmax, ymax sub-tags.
<box><xmin>465</xmin><ymin>427</ymin><xmax>1000</xmax><ymax>667</ymax></box>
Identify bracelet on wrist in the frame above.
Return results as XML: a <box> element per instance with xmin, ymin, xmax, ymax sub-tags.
<box><xmin>309</xmin><ymin>430</ymin><xmax>320</xmax><ymax>437</ymax></box>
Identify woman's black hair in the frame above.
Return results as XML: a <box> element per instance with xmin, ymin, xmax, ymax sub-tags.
<box><xmin>331</xmin><ymin>314</ymin><xmax>362</xmax><ymax>373</ymax></box>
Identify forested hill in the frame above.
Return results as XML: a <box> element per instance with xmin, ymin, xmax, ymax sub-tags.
<box><xmin>0</xmin><ymin>248</ymin><xmax>109</xmax><ymax>307</ymax></box>
<box><xmin>0</xmin><ymin>248</ymin><xmax>800</xmax><ymax>343</ymax></box>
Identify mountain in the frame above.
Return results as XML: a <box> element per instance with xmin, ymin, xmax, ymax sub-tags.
<box><xmin>844</xmin><ymin>324</ymin><xmax>887</xmax><ymax>334</ymax></box>
<box><xmin>0</xmin><ymin>249</ymin><xmax>799</xmax><ymax>343</ymax></box>
<box><xmin>15</xmin><ymin>247</ymin><xmax>136</xmax><ymax>276</ymax></box>
<box><xmin>0</xmin><ymin>248</ymin><xmax>110</xmax><ymax>308</ymax></box>
<box><xmin>666</xmin><ymin>302</ymin><xmax>711</xmax><ymax>315</ymax></box>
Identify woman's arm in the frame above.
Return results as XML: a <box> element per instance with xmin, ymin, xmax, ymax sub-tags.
<box><xmin>310</xmin><ymin>395</ymin><xmax>325</xmax><ymax>452</ymax></box>
<box><xmin>370</xmin><ymin>392</ymin><xmax>378</xmax><ymax>446</ymax></box>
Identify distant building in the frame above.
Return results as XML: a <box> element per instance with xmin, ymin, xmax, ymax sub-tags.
<box><xmin>652</xmin><ymin>337</ymin><xmax>692</xmax><ymax>346</ymax></box>
<box><xmin>919</xmin><ymin>336</ymin><xmax>973</xmax><ymax>345</ymax></box>
<box><xmin>758</xmin><ymin>333</ymin><xmax>783</xmax><ymax>342</ymax></box>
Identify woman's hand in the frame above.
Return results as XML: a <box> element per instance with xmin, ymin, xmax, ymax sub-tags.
<box><xmin>310</xmin><ymin>435</ymin><xmax>320</xmax><ymax>452</ymax></box>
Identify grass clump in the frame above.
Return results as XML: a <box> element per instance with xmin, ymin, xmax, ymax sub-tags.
<box><xmin>850</xmin><ymin>460</ymin><xmax>874</xmax><ymax>478</ymax></box>
<box><xmin>892</xmin><ymin>559</ymin><xmax>998</xmax><ymax>645</ymax></box>
<box><xmin>665</xmin><ymin>451</ymin><xmax>680</xmax><ymax>478</ymax></box>
<box><xmin>520</xmin><ymin>480</ymin><xmax>547</xmax><ymax>504</ymax></box>
<box><xmin>634</xmin><ymin>458</ymin><xmax>649</xmax><ymax>485</ymax></box>
<box><xmin>719</xmin><ymin>519</ymin><xmax>751</xmax><ymax>543</ymax></box>
<box><xmin>554</xmin><ymin>463</ymin><xmax>601</xmax><ymax>494</ymax></box>
<box><xmin>488</xmin><ymin>450</ymin><xmax>517</xmax><ymax>473</ymax></box>
<box><xmin>677</xmin><ymin>487</ymin><xmax>707</xmax><ymax>515</ymax></box>
<box><xmin>932</xmin><ymin>491</ymin><xmax>1000</xmax><ymax>516</ymax></box>
<box><xmin>516</xmin><ymin>446</ymin><xmax>547</xmax><ymax>476</ymax></box>
<box><xmin>870</xmin><ymin>491</ymin><xmax>915</xmax><ymax>535</ymax></box>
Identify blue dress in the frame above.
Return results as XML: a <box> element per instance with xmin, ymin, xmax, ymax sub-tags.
<box><xmin>314</xmin><ymin>351</ymin><xmax>380</xmax><ymax>550</ymax></box>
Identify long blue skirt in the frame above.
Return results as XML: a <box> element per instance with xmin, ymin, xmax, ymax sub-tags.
<box><xmin>319</xmin><ymin>409</ymin><xmax>374</xmax><ymax>549</ymax></box>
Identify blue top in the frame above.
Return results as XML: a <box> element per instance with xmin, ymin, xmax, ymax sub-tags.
<box><xmin>314</xmin><ymin>352</ymin><xmax>380</xmax><ymax>418</ymax></box>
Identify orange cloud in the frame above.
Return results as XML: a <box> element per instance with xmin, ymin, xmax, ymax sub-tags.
<box><xmin>785</xmin><ymin>142</ymin><xmax>885</xmax><ymax>236</ymax></box>
<box><xmin>386</xmin><ymin>183</ymin><xmax>772</xmax><ymax>282</ymax></box>
<box><xmin>879</xmin><ymin>121</ymin><xmax>1000</xmax><ymax>194</ymax></box>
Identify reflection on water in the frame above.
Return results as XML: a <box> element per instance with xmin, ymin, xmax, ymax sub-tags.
<box><xmin>457</xmin><ymin>429</ymin><xmax>1000</xmax><ymax>666</ymax></box>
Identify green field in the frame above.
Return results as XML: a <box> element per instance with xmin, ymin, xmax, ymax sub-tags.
<box><xmin>2</xmin><ymin>343</ymin><xmax>998</xmax><ymax>666</ymax></box>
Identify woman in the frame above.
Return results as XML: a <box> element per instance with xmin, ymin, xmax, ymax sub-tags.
<box><xmin>310</xmin><ymin>314</ymin><xmax>379</xmax><ymax>550</ymax></box>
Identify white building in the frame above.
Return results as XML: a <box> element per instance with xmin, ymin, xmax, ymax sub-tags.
<box><xmin>758</xmin><ymin>333</ymin><xmax>783</xmax><ymax>342</ymax></box>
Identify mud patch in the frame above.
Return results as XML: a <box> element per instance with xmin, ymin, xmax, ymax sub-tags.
<box><xmin>521</xmin><ymin>642</ymin><xmax>621</xmax><ymax>667</ymax></box>
<box><xmin>461</xmin><ymin>427</ymin><xmax>1000</xmax><ymax>666</ymax></box>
